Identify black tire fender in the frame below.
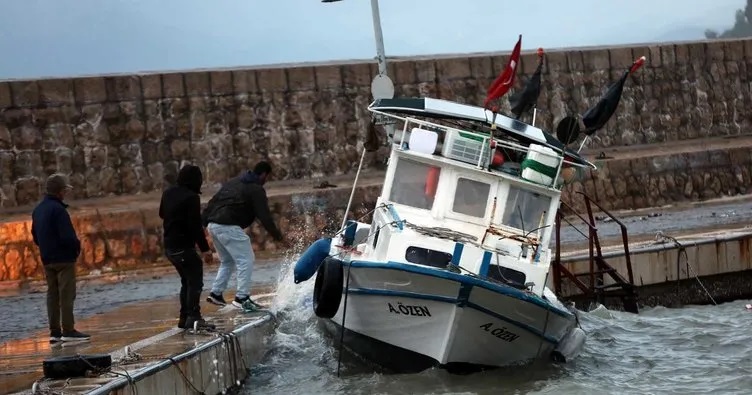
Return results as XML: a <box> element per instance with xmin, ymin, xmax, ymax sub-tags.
<box><xmin>313</xmin><ymin>257</ymin><xmax>344</xmax><ymax>319</ymax></box>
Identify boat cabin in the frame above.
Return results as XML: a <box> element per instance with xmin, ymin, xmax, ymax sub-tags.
<box><xmin>353</xmin><ymin>98</ymin><xmax>596</xmax><ymax>295</ymax></box>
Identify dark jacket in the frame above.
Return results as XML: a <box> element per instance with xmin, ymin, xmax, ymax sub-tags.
<box><xmin>159</xmin><ymin>165</ymin><xmax>211</xmax><ymax>253</ymax></box>
<box><xmin>31</xmin><ymin>195</ymin><xmax>81</xmax><ymax>265</ymax></box>
<box><xmin>201</xmin><ymin>171</ymin><xmax>283</xmax><ymax>241</ymax></box>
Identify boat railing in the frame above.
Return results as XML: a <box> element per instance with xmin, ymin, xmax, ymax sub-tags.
<box><xmin>369</xmin><ymin>108</ymin><xmax>590</xmax><ymax>169</ymax></box>
<box><xmin>391</xmin><ymin>114</ymin><xmax>573</xmax><ymax>195</ymax></box>
<box><xmin>395</xmin><ymin>116</ymin><xmax>530</xmax><ymax>164</ymax></box>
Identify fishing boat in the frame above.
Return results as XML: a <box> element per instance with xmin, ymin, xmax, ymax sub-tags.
<box><xmin>293</xmin><ymin>44</ymin><xmax>645</xmax><ymax>373</ymax></box>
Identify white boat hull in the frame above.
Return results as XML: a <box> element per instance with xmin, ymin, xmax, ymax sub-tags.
<box><xmin>320</xmin><ymin>260</ymin><xmax>583</xmax><ymax>373</ymax></box>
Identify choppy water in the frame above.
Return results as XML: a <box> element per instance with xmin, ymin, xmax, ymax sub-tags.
<box><xmin>247</xmin><ymin>260</ymin><xmax>752</xmax><ymax>395</ymax></box>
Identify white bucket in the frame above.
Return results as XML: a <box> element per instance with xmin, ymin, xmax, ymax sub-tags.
<box><xmin>521</xmin><ymin>144</ymin><xmax>560</xmax><ymax>186</ymax></box>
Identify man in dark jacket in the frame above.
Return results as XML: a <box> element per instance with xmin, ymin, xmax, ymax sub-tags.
<box><xmin>202</xmin><ymin>161</ymin><xmax>284</xmax><ymax>310</ymax></box>
<box><xmin>159</xmin><ymin>164</ymin><xmax>216</xmax><ymax>331</ymax></box>
<box><xmin>31</xmin><ymin>174</ymin><xmax>90</xmax><ymax>342</ymax></box>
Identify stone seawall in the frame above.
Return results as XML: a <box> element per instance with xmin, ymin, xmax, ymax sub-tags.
<box><xmin>564</xmin><ymin>136</ymin><xmax>752</xmax><ymax>213</ymax></box>
<box><xmin>1</xmin><ymin>38</ymin><xmax>751</xmax><ymax>207</ymax></box>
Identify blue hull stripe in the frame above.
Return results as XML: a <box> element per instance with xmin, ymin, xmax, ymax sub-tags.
<box><xmin>347</xmin><ymin>260</ymin><xmax>572</xmax><ymax>319</ymax></box>
<box><xmin>345</xmin><ymin>287</ymin><xmax>559</xmax><ymax>344</ymax></box>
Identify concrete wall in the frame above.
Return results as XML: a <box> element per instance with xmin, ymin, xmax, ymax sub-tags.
<box><xmin>1</xmin><ymin>38</ymin><xmax>751</xmax><ymax>208</ymax></box>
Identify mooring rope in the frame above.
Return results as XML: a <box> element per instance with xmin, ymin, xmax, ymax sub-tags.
<box><xmin>167</xmin><ymin>356</ymin><xmax>208</xmax><ymax>394</ymax></box>
<box><xmin>654</xmin><ymin>231</ymin><xmax>718</xmax><ymax>305</ymax></box>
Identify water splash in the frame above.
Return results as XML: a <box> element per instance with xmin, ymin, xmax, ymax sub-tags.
<box><xmin>270</xmin><ymin>249</ymin><xmax>314</xmax><ymax>316</ymax></box>
<box><xmin>249</xmin><ymin>249</ymin><xmax>341</xmax><ymax>394</ymax></box>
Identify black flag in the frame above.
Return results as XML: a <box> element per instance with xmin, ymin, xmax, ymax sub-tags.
<box><xmin>581</xmin><ymin>56</ymin><xmax>645</xmax><ymax>135</ymax></box>
<box><xmin>364</xmin><ymin>117</ymin><xmax>381</xmax><ymax>152</ymax></box>
<box><xmin>509</xmin><ymin>48</ymin><xmax>545</xmax><ymax>119</ymax></box>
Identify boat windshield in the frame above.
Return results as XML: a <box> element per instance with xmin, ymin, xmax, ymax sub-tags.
<box><xmin>388</xmin><ymin>158</ymin><xmax>441</xmax><ymax>210</ymax></box>
<box><xmin>500</xmin><ymin>185</ymin><xmax>551</xmax><ymax>234</ymax></box>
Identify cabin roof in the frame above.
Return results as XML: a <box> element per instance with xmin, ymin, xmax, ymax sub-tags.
<box><xmin>369</xmin><ymin>97</ymin><xmax>596</xmax><ymax>169</ymax></box>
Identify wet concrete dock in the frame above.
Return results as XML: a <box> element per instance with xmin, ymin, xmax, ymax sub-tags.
<box><xmin>1</xmin><ymin>291</ymin><xmax>276</xmax><ymax>395</ymax></box>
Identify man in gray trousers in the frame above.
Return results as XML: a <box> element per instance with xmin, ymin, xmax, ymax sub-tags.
<box><xmin>31</xmin><ymin>174</ymin><xmax>90</xmax><ymax>342</ymax></box>
<box><xmin>201</xmin><ymin>161</ymin><xmax>285</xmax><ymax>310</ymax></box>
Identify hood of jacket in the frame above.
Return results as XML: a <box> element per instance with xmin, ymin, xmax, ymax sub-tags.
<box><xmin>240</xmin><ymin>171</ymin><xmax>260</xmax><ymax>185</ymax></box>
<box><xmin>177</xmin><ymin>165</ymin><xmax>203</xmax><ymax>194</ymax></box>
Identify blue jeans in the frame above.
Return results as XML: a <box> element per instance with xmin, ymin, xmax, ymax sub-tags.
<box><xmin>207</xmin><ymin>223</ymin><xmax>255</xmax><ymax>300</ymax></box>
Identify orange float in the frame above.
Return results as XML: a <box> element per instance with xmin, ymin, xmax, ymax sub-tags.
<box><xmin>425</xmin><ymin>167</ymin><xmax>440</xmax><ymax>198</ymax></box>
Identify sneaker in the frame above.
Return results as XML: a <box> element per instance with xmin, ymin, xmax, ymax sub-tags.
<box><xmin>178</xmin><ymin>316</ymin><xmax>187</xmax><ymax>329</ymax></box>
<box><xmin>50</xmin><ymin>330</ymin><xmax>62</xmax><ymax>343</ymax></box>
<box><xmin>206</xmin><ymin>292</ymin><xmax>227</xmax><ymax>306</ymax></box>
<box><xmin>185</xmin><ymin>318</ymin><xmax>216</xmax><ymax>331</ymax></box>
<box><xmin>233</xmin><ymin>296</ymin><xmax>265</xmax><ymax>310</ymax></box>
<box><xmin>232</xmin><ymin>296</ymin><xmax>249</xmax><ymax>309</ymax></box>
<box><xmin>61</xmin><ymin>330</ymin><xmax>91</xmax><ymax>342</ymax></box>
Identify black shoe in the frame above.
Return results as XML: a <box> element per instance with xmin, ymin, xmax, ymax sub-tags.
<box><xmin>185</xmin><ymin>318</ymin><xmax>216</xmax><ymax>331</ymax></box>
<box><xmin>178</xmin><ymin>316</ymin><xmax>187</xmax><ymax>329</ymax></box>
<box><xmin>61</xmin><ymin>330</ymin><xmax>91</xmax><ymax>342</ymax></box>
<box><xmin>50</xmin><ymin>330</ymin><xmax>62</xmax><ymax>343</ymax></box>
<box><xmin>206</xmin><ymin>292</ymin><xmax>227</xmax><ymax>306</ymax></box>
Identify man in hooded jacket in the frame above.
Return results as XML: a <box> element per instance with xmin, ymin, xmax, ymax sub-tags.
<box><xmin>159</xmin><ymin>164</ymin><xmax>215</xmax><ymax>331</ymax></box>
<box><xmin>201</xmin><ymin>161</ymin><xmax>284</xmax><ymax>310</ymax></box>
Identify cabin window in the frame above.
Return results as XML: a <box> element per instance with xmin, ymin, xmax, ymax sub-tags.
<box><xmin>487</xmin><ymin>264</ymin><xmax>527</xmax><ymax>289</ymax></box>
<box><xmin>452</xmin><ymin>177</ymin><xmax>490</xmax><ymax>218</ymax></box>
<box><xmin>389</xmin><ymin>158</ymin><xmax>441</xmax><ymax>210</ymax></box>
<box><xmin>405</xmin><ymin>246</ymin><xmax>452</xmax><ymax>269</ymax></box>
<box><xmin>501</xmin><ymin>186</ymin><xmax>551</xmax><ymax>233</ymax></box>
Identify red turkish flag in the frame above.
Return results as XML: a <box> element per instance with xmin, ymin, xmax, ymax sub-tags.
<box><xmin>484</xmin><ymin>35</ymin><xmax>522</xmax><ymax>110</ymax></box>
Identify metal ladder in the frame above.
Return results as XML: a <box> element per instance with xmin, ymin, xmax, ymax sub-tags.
<box><xmin>552</xmin><ymin>191</ymin><xmax>639</xmax><ymax>314</ymax></box>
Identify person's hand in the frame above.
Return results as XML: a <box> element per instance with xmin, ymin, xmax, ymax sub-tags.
<box><xmin>201</xmin><ymin>251</ymin><xmax>213</xmax><ymax>265</ymax></box>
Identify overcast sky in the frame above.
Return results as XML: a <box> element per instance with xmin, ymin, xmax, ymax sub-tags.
<box><xmin>0</xmin><ymin>0</ymin><xmax>744</xmax><ymax>80</ymax></box>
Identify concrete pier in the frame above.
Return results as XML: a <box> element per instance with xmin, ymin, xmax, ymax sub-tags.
<box><xmin>1</xmin><ymin>292</ymin><xmax>276</xmax><ymax>395</ymax></box>
<box><xmin>555</xmin><ymin>226</ymin><xmax>752</xmax><ymax>309</ymax></box>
